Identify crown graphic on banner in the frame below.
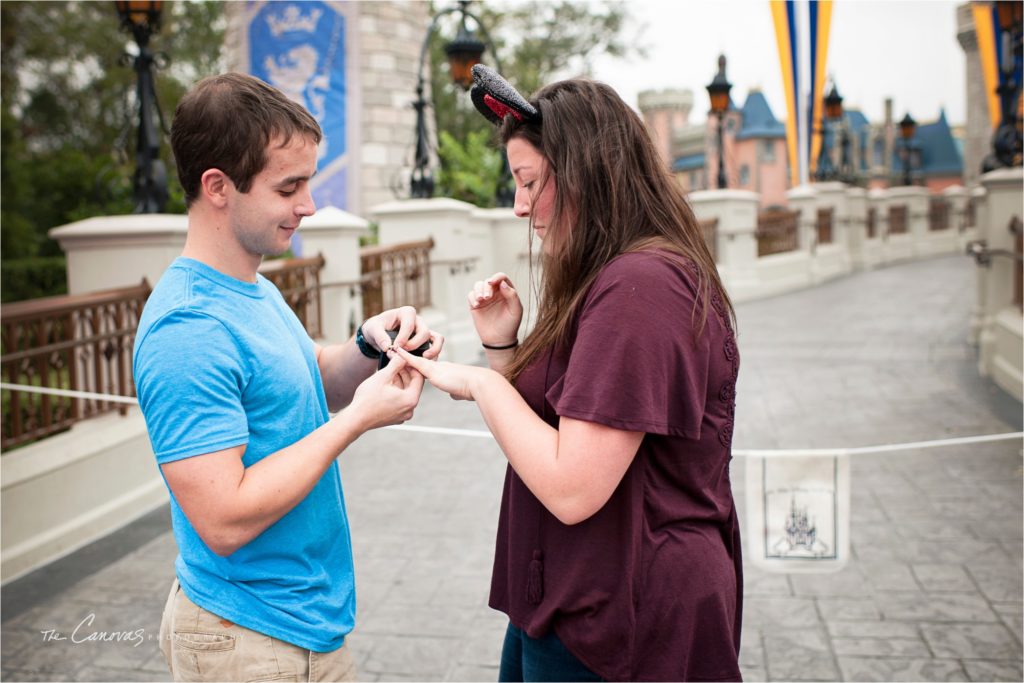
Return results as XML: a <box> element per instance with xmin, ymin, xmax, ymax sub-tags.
<box><xmin>266</xmin><ymin>6</ymin><xmax>322</xmax><ymax>37</ymax></box>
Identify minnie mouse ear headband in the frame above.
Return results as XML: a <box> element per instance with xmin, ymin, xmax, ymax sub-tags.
<box><xmin>470</xmin><ymin>64</ymin><xmax>541</xmax><ymax>126</ymax></box>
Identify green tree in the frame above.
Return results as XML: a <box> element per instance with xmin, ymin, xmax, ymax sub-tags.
<box><xmin>1</xmin><ymin>0</ymin><xmax>225</xmax><ymax>298</ymax></box>
<box><xmin>426</xmin><ymin>0</ymin><xmax>645</xmax><ymax>206</ymax></box>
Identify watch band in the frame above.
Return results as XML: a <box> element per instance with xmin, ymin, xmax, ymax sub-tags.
<box><xmin>355</xmin><ymin>325</ymin><xmax>381</xmax><ymax>359</ymax></box>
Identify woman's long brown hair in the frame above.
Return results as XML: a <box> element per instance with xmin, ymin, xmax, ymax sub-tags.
<box><xmin>499</xmin><ymin>78</ymin><xmax>736</xmax><ymax>383</ymax></box>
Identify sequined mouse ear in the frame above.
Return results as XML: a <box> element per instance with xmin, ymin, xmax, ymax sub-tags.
<box><xmin>470</xmin><ymin>64</ymin><xmax>541</xmax><ymax>126</ymax></box>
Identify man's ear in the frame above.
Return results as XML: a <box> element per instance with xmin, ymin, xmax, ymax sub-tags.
<box><xmin>200</xmin><ymin>169</ymin><xmax>232</xmax><ymax>209</ymax></box>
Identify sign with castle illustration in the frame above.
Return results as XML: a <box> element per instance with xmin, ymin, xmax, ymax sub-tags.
<box><xmin>745</xmin><ymin>455</ymin><xmax>850</xmax><ymax>573</ymax></box>
<box><xmin>244</xmin><ymin>1</ymin><xmax>350</xmax><ymax>212</ymax></box>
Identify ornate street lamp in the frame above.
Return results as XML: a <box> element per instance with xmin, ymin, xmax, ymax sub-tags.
<box><xmin>816</xmin><ymin>83</ymin><xmax>844</xmax><ymax>181</ymax></box>
<box><xmin>445</xmin><ymin>13</ymin><xmax>486</xmax><ymax>90</ymax></box>
<box><xmin>706</xmin><ymin>54</ymin><xmax>732</xmax><ymax>190</ymax></box>
<box><xmin>823</xmin><ymin>83</ymin><xmax>844</xmax><ymax>121</ymax></box>
<box><xmin>899</xmin><ymin>112</ymin><xmax>917</xmax><ymax>186</ymax></box>
<box><xmin>983</xmin><ymin>0</ymin><xmax>1023</xmax><ymax>171</ymax></box>
<box><xmin>115</xmin><ymin>0</ymin><xmax>168</xmax><ymax>214</ymax></box>
<box><xmin>411</xmin><ymin>1</ymin><xmax>512</xmax><ymax>206</ymax></box>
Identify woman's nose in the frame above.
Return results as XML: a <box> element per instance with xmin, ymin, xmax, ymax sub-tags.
<box><xmin>513</xmin><ymin>187</ymin><xmax>530</xmax><ymax>218</ymax></box>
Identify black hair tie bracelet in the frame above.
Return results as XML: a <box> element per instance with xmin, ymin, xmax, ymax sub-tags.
<box><xmin>482</xmin><ymin>340</ymin><xmax>519</xmax><ymax>350</ymax></box>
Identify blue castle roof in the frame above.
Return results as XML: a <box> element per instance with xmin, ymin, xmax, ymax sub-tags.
<box><xmin>844</xmin><ymin>109</ymin><xmax>871</xmax><ymax>171</ymax></box>
<box><xmin>891</xmin><ymin>109</ymin><xmax>962</xmax><ymax>176</ymax></box>
<box><xmin>736</xmin><ymin>90</ymin><xmax>786</xmax><ymax>140</ymax></box>
<box><xmin>672</xmin><ymin>153</ymin><xmax>706</xmax><ymax>172</ymax></box>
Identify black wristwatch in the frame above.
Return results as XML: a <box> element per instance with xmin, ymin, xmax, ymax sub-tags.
<box><xmin>355</xmin><ymin>325</ymin><xmax>381</xmax><ymax>359</ymax></box>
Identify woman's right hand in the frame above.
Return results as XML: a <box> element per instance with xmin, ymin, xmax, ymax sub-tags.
<box><xmin>468</xmin><ymin>273</ymin><xmax>523</xmax><ymax>347</ymax></box>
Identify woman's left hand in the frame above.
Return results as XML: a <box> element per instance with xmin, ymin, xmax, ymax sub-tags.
<box><xmin>392</xmin><ymin>347</ymin><xmax>483</xmax><ymax>401</ymax></box>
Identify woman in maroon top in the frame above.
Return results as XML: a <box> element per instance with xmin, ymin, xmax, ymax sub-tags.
<box><xmin>396</xmin><ymin>66</ymin><xmax>742</xmax><ymax>682</ymax></box>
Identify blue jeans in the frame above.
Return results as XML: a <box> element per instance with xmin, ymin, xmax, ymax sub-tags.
<box><xmin>498</xmin><ymin>623</ymin><xmax>603</xmax><ymax>682</ymax></box>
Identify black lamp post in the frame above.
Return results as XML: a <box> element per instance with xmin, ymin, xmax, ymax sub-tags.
<box><xmin>115</xmin><ymin>0</ymin><xmax>168</xmax><ymax>214</ymax></box>
<box><xmin>983</xmin><ymin>0</ymin><xmax>1023</xmax><ymax>171</ymax></box>
<box><xmin>706</xmin><ymin>54</ymin><xmax>732</xmax><ymax>190</ymax></box>
<box><xmin>412</xmin><ymin>1</ymin><xmax>512</xmax><ymax>206</ymax></box>
<box><xmin>899</xmin><ymin>112</ymin><xmax>917</xmax><ymax>186</ymax></box>
<box><xmin>815</xmin><ymin>83</ymin><xmax>844</xmax><ymax>181</ymax></box>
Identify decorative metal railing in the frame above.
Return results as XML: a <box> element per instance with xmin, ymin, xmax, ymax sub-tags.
<box><xmin>1012</xmin><ymin>216</ymin><xmax>1023</xmax><ymax>311</ymax></box>
<box><xmin>756</xmin><ymin>209</ymin><xmax>800</xmax><ymax>257</ymax></box>
<box><xmin>358</xmin><ymin>238</ymin><xmax>434</xmax><ymax>320</ymax></box>
<box><xmin>259</xmin><ymin>255</ymin><xmax>325</xmax><ymax>339</ymax></box>
<box><xmin>888</xmin><ymin>205</ymin><xmax>908</xmax><ymax>234</ymax></box>
<box><xmin>1</xmin><ymin>281</ymin><xmax>150</xmax><ymax>450</ymax></box>
<box><xmin>928</xmin><ymin>198</ymin><xmax>950</xmax><ymax>232</ymax></box>
<box><xmin>964</xmin><ymin>197</ymin><xmax>977</xmax><ymax>232</ymax></box>
<box><xmin>816</xmin><ymin>208</ymin><xmax>834</xmax><ymax>245</ymax></box>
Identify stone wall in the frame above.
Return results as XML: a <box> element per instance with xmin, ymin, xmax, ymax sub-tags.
<box><xmin>224</xmin><ymin>1</ymin><xmax>431</xmax><ymax>216</ymax></box>
<box><xmin>956</xmin><ymin>2</ymin><xmax>989</xmax><ymax>189</ymax></box>
<box><xmin>354</xmin><ymin>1</ymin><xmax>432</xmax><ymax>215</ymax></box>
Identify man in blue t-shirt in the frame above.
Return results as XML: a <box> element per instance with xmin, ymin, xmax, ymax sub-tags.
<box><xmin>134</xmin><ymin>73</ymin><xmax>443</xmax><ymax>682</ymax></box>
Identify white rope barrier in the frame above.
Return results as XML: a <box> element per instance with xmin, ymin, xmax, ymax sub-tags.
<box><xmin>0</xmin><ymin>383</ymin><xmax>139</xmax><ymax>405</ymax></box>
<box><xmin>3</xmin><ymin>382</ymin><xmax>1021</xmax><ymax>458</ymax></box>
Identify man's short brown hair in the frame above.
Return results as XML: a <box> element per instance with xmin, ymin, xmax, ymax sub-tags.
<box><xmin>170</xmin><ymin>72</ymin><xmax>322</xmax><ymax>207</ymax></box>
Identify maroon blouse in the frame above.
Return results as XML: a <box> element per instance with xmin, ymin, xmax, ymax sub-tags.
<box><xmin>489</xmin><ymin>250</ymin><xmax>743</xmax><ymax>682</ymax></box>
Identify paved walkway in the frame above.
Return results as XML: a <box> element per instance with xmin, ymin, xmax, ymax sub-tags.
<box><xmin>2</xmin><ymin>254</ymin><xmax>1021</xmax><ymax>682</ymax></box>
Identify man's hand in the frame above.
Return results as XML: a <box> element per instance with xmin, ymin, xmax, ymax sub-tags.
<box><xmin>346</xmin><ymin>355</ymin><xmax>425</xmax><ymax>429</ymax></box>
<box><xmin>361</xmin><ymin>306</ymin><xmax>444</xmax><ymax>360</ymax></box>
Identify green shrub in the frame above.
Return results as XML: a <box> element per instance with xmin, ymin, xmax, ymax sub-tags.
<box><xmin>1</xmin><ymin>257</ymin><xmax>68</xmax><ymax>303</ymax></box>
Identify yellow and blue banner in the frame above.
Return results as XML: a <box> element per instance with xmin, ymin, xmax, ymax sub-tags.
<box><xmin>973</xmin><ymin>1</ymin><xmax>1023</xmax><ymax>131</ymax></box>
<box><xmin>808</xmin><ymin>0</ymin><xmax>833</xmax><ymax>179</ymax></box>
<box><xmin>241</xmin><ymin>1</ymin><xmax>352</xmax><ymax>218</ymax></box>
<box><xmin>771</xmin><ymin>0</ymin><xmax>834</xmax><ymax>186</ymax></box>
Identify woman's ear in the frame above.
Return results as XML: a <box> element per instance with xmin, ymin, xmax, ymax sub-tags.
<box><xmin>199</xmin><ymin>169</ymin><xmax>231</xmax><ymax>209</ymax></box>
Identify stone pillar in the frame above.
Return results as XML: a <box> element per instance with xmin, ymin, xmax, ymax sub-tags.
<box><xmin>471</xmin><ymin>207</ymin><xmax>529</xmax><ymax>286</ymax></box>
<box><xmin>886</xmin><ymin>186</ymin><xmax>930</xmax><ymax>256</ymax></box>
<box><xmin>977</xmin><ymin>167</ymin><xmax>1024</xmax><ymax>401</ymax></box>
<box><xmin>942</xmin><ymin>185</ymin><xmax>969</xmax><ymax>248</ymax></box>
<box><xmin>471</xmin><ymin>207</ymin><xmax>540</xmax><ymax>336</ymax></box>
<box><xmin>370</xmin><ymin>198</ymin><xmax>484</xmax><ymax>363</ymax></box>
<box><xmin>353</xmin><ymin>1</ymin><xmax>432</xmax><ymax>215</ymax></box>
<box><xmin>816</xmin><ymin>183</ymin><xmax>851</xmax><ymax>243</ymax></box>
<box><xmin>956</xmin><ymin>3</ymin><xmax>989</xmax><ymax>190</ymax></box>
<box><xmin>812</xmin><ymin>181</ymin><xmax>853</xmax><ymax>281</ymax></box>
<box><xmin>845</xmin><ymin>187</ymin><xmax>870</xmax><ymax>270</ymax></box>
<box><xmin>869</xmin><ymin>188</ymin><xmax>896</xmax><ymax>264</ymax></box>
<box><xmin>49</xmin><ymin>214</ymin><xmax>188</xmax><ymax>295</ymax></box>
<box><xmin>785</xmin><ymin>185</ymin><xmax>818</xmax><ymax>254</ymax></box>
<box><xmin>967</xmin><ymin>185</ymin><xmax>989</xmax><ymax>346</ymax></box>
<box><xmin>299</xmin><ymin>207</ymin><xmax>369</xmax><ymax>344</ymax></box>
<box><xmin>688</xmin><ymin>189</ymin><xmax>760</xmax><ymax>301</ymax></box>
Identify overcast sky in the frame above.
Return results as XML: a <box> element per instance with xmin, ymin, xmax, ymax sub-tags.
<box><xmin>582</xmin><ymin>0</ymin><xmax>965</xmax><ymax>127</ymax></box>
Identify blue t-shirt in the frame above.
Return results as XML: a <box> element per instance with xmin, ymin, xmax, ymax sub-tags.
<box><xmin>133</xmin><ymin>257</ymin><xmax>355</xmax><ymax>652</ymax></box>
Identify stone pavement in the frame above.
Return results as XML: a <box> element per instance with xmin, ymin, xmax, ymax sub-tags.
<box><xmin>2</xmin><ymin>254</ymin><xmax>1021</xmax><ymax>682</ymax></box>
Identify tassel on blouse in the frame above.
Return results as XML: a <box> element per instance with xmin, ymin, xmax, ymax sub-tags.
<box><xmin>526</xmin><ymin>549</ymin><xmax>544</xmax><ymax>604</ymax></box>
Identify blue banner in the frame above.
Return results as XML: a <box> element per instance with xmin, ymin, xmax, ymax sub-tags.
<box><xmin>249</xmin><ymin>1</ymin><xmax>348</xmax><ymax>216</ymax></box>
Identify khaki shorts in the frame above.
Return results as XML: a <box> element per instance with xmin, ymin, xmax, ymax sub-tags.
<box><xmin>159</xmin><ymin>579</ymin><xmax>357</xmax><ymax>682</ymax></box>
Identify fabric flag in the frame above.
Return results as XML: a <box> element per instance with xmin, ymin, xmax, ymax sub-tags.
<box><xmin>973</xmin><ymin>1</ymin><xmax>1024</xmax><ymax>132</ymax></box>
<box><xmin>246</xmin><ymin>1</ymin><xmax>350</xmax><ymax>216</ymax></box>
<box><xmin>771</xmin><ymin>1</ymin><xmax>801</xmax><ymax>187</ymax></box>
<box><xmin>808</xmin><ymin>0</ymin><xmax>833</xmax><ymax>178</ymax></box>
<box><xmin>973</xmin><ymin>2</ymin><xmax>1002</xmax><ymax>130</ymax></box>
<box><xmin>771</xmin><ymin>0</ymin><xmax>834</xmax><ymax>186</ymax></box>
